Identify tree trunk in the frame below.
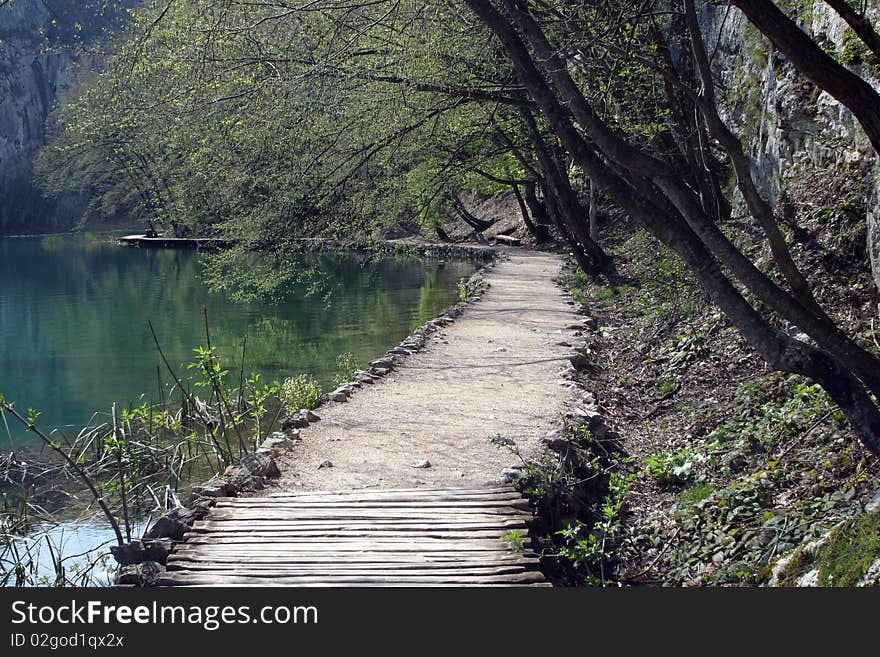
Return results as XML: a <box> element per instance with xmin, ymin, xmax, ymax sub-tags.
<box><xmin>544</xmin><ymin>188</ymin><xmax>596</xmax><ymax>277</ymax></box>
<box><xmin>823</xmin><ymin>0</ymin><xmax>880</xmax><ymax>61</ymax></box>
<box><xmin>730</xmin><ymin>0</ymin><xmax>880</xmax><ymax>155</ymax></box>
<box><xmin>683</xmin><ymin>0</ymin><xmax>826</xmax><ymax>319</ymax></box>
<box><xmin>512</xmin><ymin>182</ymin><xmax>542</xmax><ymax>241</ymax></box>
<box><xmin>588</xmin><ymin>179</ymin><xmax>599</xmax><ymax>242</ymax></box>
<box><xmin>452</xmin><ymin>197</ymin><xmax>495</xmax><ymax>232</ymax></box>
<box><xmin>520</xmin><ymin>110</ymin><xmax>618</xmax><ymax>280</ymax></box>
<box><xmin>464</xmin><ymin>0</ymin><xmax>880</xmax><ymax>456</ymax></box>
<box><xmin>502</xmin><ymin>0</ymin><xmax>880</xmax><ymax>398</ymax></box>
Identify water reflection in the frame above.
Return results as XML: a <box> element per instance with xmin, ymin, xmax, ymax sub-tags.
<box><xmin>0</xmin><ymin>235</ymin><xmax>476</xmax><ymax>452</ymax></box>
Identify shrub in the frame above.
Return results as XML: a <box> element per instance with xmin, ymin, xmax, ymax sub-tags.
<box><xmin>279</xmin><ymin>374</ymin><xmax>321</xmax><ymax>410</ymax></box>
<box><xmin>334</xmin><ymin>352</ymin><xmax>360</xmax><ymax>386</ymax></box>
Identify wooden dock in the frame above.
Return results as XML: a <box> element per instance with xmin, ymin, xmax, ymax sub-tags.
<box><xmin>161</xmin><ymin>487</ymin><xmax>549</xmax><ymax>587</ymax></box>
<box><xmin>118</xmin><ymin>234</ymin><xmax>227</xmax><ymax>249</ymax></box>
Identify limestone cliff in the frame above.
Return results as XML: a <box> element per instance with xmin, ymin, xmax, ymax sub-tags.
<box><xmin>0</xmin><ymin>1</ymin><xmax>77</xmax><ymax>233</ymax></box>
<box><xmin>0</xmin><ymin>0</ymin><xmax>133</xmax><ymax>234</ymax></box>
<box><xmin>702</xmin><ymin>2</ymin><xmax>880</xmax><ymax>309</ymax></box>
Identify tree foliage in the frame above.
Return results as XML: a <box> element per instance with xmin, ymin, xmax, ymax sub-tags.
<box><xmin>37</xmin><ymin>0</ymin><xmax>880</xmax><ymax>457</ymax></box>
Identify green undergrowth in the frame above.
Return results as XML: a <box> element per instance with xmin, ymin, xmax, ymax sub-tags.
<box><xmin>560</xmin><ymin>224</ymin><xmax>880</xmax><ymax>586</ymax></box>
<box><xmin>774</xmin><ymin>510</ymin><xmax>880</xmax><ymax>587</ymax></box>
<box><xmin>495</xmin><ymin>428</ymin><xmax>634</xmax><ymax>586</ymax></box>
<box><xmin>569</xmin><ymin>230</ymin><xmax>706</xmax><ymax>330</ymax></box>
<box><xmin>815</xmin><ymin>511</ymin><xmax>880</xmax><ymax>586</ymax></box>
<box><xmin>279</xmin><ymin>374</ymin><xmax>322</xmax><ymax>411</ymax></box>
<box><xmin>632</xmin><ymin>372</ymin><xmax>879</xmax><ymax>585</ymax></box>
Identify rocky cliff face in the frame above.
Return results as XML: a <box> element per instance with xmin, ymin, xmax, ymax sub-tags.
<box><xmin>702</xmin><ymin>2</ymin><xmax>880</xmax><ymax>310</ymax></box>
<box><xmin>0</xmin><ymin>1</ymin><xmax>81</xmax><ymax>233</ymax></box>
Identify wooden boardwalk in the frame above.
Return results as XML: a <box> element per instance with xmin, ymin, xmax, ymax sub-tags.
<box><xmin>161</xmin><ymin>487</ymin><xmax>549</xmax><ymax>586</ymax></box>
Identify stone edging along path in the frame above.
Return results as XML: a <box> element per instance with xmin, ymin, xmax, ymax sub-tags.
<box><xmin>113</xmin><ymin>247</ymin><xmax>600</xmax><ymax>583</ymax></box>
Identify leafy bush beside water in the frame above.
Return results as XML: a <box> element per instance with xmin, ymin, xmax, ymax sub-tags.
<box><xmin>279</xmin><ymin>374</ymin><xmax>322</xmax><ymax>411</ymax></box>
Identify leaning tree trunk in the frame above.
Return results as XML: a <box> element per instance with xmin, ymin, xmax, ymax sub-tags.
<box><xmin>502</xmin><ymin>0</ymin><xmax>880</xmax><ymax>398</ymax></box>
<box><xmin>588</xmin><ymin>179</ymin><xmax>598</xmax><ymax>242</ymax></box>
<box><xmin>512</xmin><ymin>183</ymin><xmax>543</xmax><ymax>242</ymax></box>
<box><xmin>465</xmin><ymin>0</ymin><xmax>880</xmax><ymax>456</ymax></box>
<box><xmin>452</xmin><ymin>197</ymin><xmax>496</xmax><ymax>232</ymax></box>
<box><xmin>520</xmin><ymin>108</ymin><xmax>618</xmax><ymax>280</ymax></box>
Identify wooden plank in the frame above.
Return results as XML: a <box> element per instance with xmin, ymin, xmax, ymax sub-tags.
<box><xmin>205</xmin><ymin>510</ymin><xmax>532</xmax><ymax>521</ymax></box>
<box><xmin>215</xmin><ymin>499</ymin><xmax>532</xmax><ymax>510</ymax></box>
<box><xmin>244</xmin><ymin>490</ymin><xmax>525</xmax><ymax>502</ymax></box>
<box><xmin>193</xmin><ymin>516</ymin><xmax>530</xmax><ymax>527</ymax></box>
<box><xmin>245</xmin><ymin>492</ymin><xmax>525</xmax><ymax>501</ymax></box>
<box><xmin>159</xmin><ymin>571</ymin><xmax>548</xmax><ymax>586</ymax></box>
<box><xmin>166</xmin><ymin>566</ymin><xmax>534</xmax><ymax>582</ymax></box>
<box><xmin>159</xmin><ymin>578</ymin><xmax>550</xmax><ymax>588</ymax></box>
<box><xmin>169</xmin><ymin>545</ymin><xmax>532</xmax><ymax>561</ymax></box>
<box><xmin>182</xmin><ymin>532</ymin><xmax>523</xmax><ymax>541</ymax></box>
<box><xmin>168</xmin><ymin>550</ymin><xmax>534</xmax><ymax>566</ymax></box>
<box><xmin>263</xmin><ymin>487</ymin><xmax>518</xmax><ymax>497</ymax></box>
<box><xmin>209</xmin><ymin>506</ymin><xmax>532</xmax><ymax>516</ymax></box>
<box><xmin>182</xmin><ymin>530</ymin><xmax>527</xmax><ymax>542</ymax></box>
<box><xmin>190</xmin><ymin>521</ymin><xmax>530</xmax><ymax>532</ymax></box>
<box><xmin>168</xmin><ymin>560</ymin><xmax>537</xmax><ymax>571</ymax></box>
<box><xmin>168</xmin><ymin>559</ymin><xmax>537</xmax><ymax>570</ymax></box>
<box><xmin>173</xmin><ymin>539</ymin><xmax>524</xmax><ymax>552</ymax></box>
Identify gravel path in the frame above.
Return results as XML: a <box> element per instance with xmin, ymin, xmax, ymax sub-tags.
<box><xmin>273</xmin><ymin>250</ymin><xmax>584</xmax><ymax>491</ymax></box>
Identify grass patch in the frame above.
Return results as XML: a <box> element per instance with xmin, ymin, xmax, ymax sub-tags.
<box><xmin>816</xmin><ymin>511</ymin><xmax>880</xmax><ymax>587</ymax></box>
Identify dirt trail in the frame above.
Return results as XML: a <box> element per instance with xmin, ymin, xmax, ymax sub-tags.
<box><xmin>274</xmin><ymin>250</ymin><xmax>585</xmax><ymax>491</ymax></box>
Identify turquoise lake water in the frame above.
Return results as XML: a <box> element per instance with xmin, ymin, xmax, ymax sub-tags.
<box><xmin>0</xmin><ymin>234</ymin><xmax>476</xmax><ymax>453</ymax></box>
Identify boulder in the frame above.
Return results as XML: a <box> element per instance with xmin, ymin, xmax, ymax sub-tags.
<box><xmin>143</xmin><ymin>538</ymin><xmax>174</xmax><ymax>564</ymax></box>
<box><xmin>260</xmin><ymin>432</ymin><xmax>291</xmax><ymax>455</ymax></box>
<box><xmin>143</xmin><ymin>515</ymin><xmax>191</xmax><ymax>541</ymax></box>
<box><xmin>541</xmin><ymin>432</ymin><xmax>570</xmax><ymax>454</ymax></box>
<box><xmin>565</xmin><ymin>407</ymin><xmax>603</xmax><ymax>430</ymax></box>
<box><xmin>796</xmin><ymin>569</ymin><xmax>820</xmax><ymax>587</ymax></box>
<box><xmin>559</xmin><ymin>365</ymin><xmax>578</xmax><ymax>380</ymax></box>
<box><xmin>282</xmin><ymin>414</ymin><xmax>309</xmax><ymax>430</ymax></box>
<box><xmin>191</xmin><ymin>476</ymin><xmax>236</xmax><ymax>498</ymax></box>
<box><xmin>227</xmin><ymin>469</ymin><xmax>265</xmax><ymax>491</ymax></box>
<box><xmin>110</xmin><ymin>540</ymin><xmax>146</xmax><ymax>566</ymax></box>
<box><xmin>329</xmin><ymin>387</ymin><xmax>350</xmax><ymax>402</ymax></box>
<box><xmin>502</xmin><ymin>468</ymin><xmax>524</xmax><ymax>482</ymax></box>
<box><xmin>240</xmin><ymin>452</ymin><xmax>280</xmax><ymax>478</ymax></box>
<box><xmin>866</xmin><ymin>490</ymin><xmax>880</xmax><ymax>513</ymax></box>
<box><xmin>115</xmin><ymin>561</ymin><xmax>165</xmax><ymax>587</ymax></box>
<box><xmin>179</xmin><ymin>497</ymin><xmax>216</xmax><ymax>520</ymax></box>
<box><xmin>857</xmin><ymin>558</ymin><xmax>880</xmax><ymax>587</ymax></box>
